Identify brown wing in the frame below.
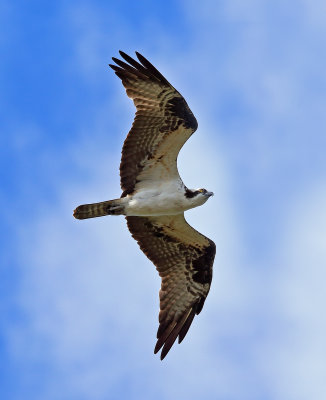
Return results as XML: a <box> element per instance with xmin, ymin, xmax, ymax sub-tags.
<box><xmin>126</xmin><ymin>214</ymin><xmax>216</xmax><ymax>360</ymax></box>
<box><xmin>109</xmin><ymin>51</ymin><xmax>198</xmax><ymax>197</ymax></box>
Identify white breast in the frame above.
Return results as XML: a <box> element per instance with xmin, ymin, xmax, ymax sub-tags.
<box><xmin>124</xmin><ymin>180</ymin><xmax>183</xmax><ymax>216</ymax></box>
<box><xmin>123</xmin><ymin>180</ymin><xmax>207</xmax><ymax>216</ymax></box>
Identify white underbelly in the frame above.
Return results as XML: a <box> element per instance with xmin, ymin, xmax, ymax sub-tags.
<box><xmin>124</xmin><ymin>188</ymin><xmax>192</xmax><ymax>216</ymax></box>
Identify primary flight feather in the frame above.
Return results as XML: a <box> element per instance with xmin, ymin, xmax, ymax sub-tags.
<box><xmin>73</xmin><ymin>51</ymin><xmax>216</xmax><ymax>360</ymax></box>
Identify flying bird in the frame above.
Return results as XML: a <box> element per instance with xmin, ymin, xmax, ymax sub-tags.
<box><xmin>73</xmin><ymin>51</ymin><xmax>216</xmax><ymax>360</ymax></box>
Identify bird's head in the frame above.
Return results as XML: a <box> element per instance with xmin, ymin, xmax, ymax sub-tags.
<box><xmin>197</xmin><ymin>188</ymin><xmax>214</xmax><ymax>197</ymax></box>
<box><xmin>185</xmin><ymin>187</ymin><xmax>214</xmax><ymax>205</ymax></box>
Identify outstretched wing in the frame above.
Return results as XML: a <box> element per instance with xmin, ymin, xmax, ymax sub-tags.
<box><xmin>126</xmin><ymin>214</ymin><xmax>216</xmax><ymax>360</ymax></box>
<box><xmin>109</xmin><ymin>51</ymin><xmax>198</xmax><ymax>197</ymax></box>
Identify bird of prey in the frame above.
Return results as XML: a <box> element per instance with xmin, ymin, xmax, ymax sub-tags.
<box><xmin>73</xmin><ymin>51</ymin><xmax>216</xmax><ymax>360</ymax></box>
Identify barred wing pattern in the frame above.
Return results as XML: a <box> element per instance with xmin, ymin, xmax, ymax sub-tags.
<box><xmin>109</xmin><ymin>51</ymin><xmax>198</xmax><ymax>197</ymax></box>
<box><xmin>126</xmin><ymin>214</ymin><xmax>216</xmax><ymax>360</ymax></box>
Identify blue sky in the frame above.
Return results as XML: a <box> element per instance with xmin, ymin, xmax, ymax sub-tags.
<box><xmin>1</xmin><ymin>1</ymin><xmax>326</xmax><ymax>399</ymax></box>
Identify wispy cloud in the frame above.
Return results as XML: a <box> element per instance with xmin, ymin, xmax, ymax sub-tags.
<box><xmin>3</xmin><ymin>1</ymin><xmax>326</xmax><ymax>399</ymax></box>
<box><xmin>266</xmin><ymin>184</ymin><xmax>326</xmax><ymax>400</ymax></box>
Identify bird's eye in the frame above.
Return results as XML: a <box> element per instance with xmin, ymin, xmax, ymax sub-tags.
<box><xmin>199</xmin><ymin>189</ymin><xmax>203</xmax><ymax>193</ymax></box>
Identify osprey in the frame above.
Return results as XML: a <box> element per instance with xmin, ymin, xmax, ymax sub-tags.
<box><xmin>74</xmin><ymin>51</ymin><xmax>216</xmax><ymax>360</ymax></box>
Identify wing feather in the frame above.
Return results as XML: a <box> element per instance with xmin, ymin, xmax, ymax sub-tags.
<box><xmin>110</xmin><ymin>52</ymin><xmax>198</xmax><ymax>197</ymax></box>
<box><xmin>126</xmin><ymin>214</ymin><xmax>216</xmax><ymax>360</ymax></box>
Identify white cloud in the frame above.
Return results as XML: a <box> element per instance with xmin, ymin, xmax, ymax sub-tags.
<box><xmin>6</xmin><ymin>1</ymin><xmax>326</xmax><ymax>399</ymax></box>
<box><xmin>264</xmin><ymin>184</ymin><xmax>326</xmax><ymax>400</ymax></box>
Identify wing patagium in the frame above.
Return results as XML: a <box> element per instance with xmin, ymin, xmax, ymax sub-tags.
<box><xmin>126</xmin><ymin>214</ymin><xmax>216</xmax><ymax>360</ymax></box>
<box><xmin>109</xmin><ymin>51</ymin><xmax>198</xmax><ymax>197</ymax></box>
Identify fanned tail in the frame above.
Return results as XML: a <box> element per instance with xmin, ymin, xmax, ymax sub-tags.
<box><xmin>73</xmin><ymin>199</ymin><xmax>125</xmax><ymax>219</ymax></box>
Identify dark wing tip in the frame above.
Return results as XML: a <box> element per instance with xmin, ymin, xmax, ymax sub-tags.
<box><xmin>111</xmin><ymin>50</ymin><xmax>171</xmax><ymax>86</ymax></box>
<box><xmin>111</xmin><ymin>56</ymin><xmax>120</xmax><ymax>64</ymax></box>
<box><xmin>135</xmin><ymin>51</ymin><xmax>170</xmax><ymax>85</ymax></box>
<box><xmin>135</xmin><ymin>51</ymin><xmax>150</xmax><ymax>67</ymax></box>
<box><xmin>108</xmin><ymin>63</ymin><xmax>120</xmax><ymax>71</ymax></box>
<box><xmin>154</xmin><ymin>300</ymin><xmax>204</xmax><ymax>360</ymax></box>
<box><xmin>119</xmin><ymin>50</ymin><xmax>128</xmax><ymax>58</ymax></box>
<box><xmin>178</xmin><ymin>309</ymin><xmax>196</xmax><ymax>344</ymax></box>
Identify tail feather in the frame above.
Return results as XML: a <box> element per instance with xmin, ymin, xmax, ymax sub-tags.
<box><xmin>73</xmin><ymin>199</ymin><xmax>124</xmax><ymax>219</ymax></box>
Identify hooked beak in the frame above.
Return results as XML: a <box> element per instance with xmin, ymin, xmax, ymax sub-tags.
<box><xmin>205</xmin><ymin>191</ymin><xmax>214</xmax><ymax>197</ymax></box>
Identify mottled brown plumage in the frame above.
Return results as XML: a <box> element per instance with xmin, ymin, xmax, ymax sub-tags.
<box><xmin>109</xmin><ymin>51</ymin><xmax>198</xmax><ymax>197</ymax></box>
<box><xmin>74</xmin><ymin>52</ymin><xmax>216</xmax><ymax>360</ymax></box>
<box><xmin>126</xmin><ymin>214</ymin><xmax>215</xmax><ymax>360</ymax></box>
